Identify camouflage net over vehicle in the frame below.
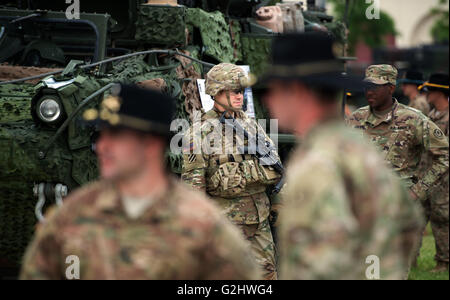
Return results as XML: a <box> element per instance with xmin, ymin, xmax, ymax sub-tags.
<box><xmin>0</xmin><ymin>84</ymin><xmax>35</xmax><ymax>122</ymax></box>
<box><xmin>135</xmin><ymin>5</ymin><xmax>187</xmax><ymax>47</ymax></box>
<box><xmin>186</xmin><ymin>8</ymin><xmax>236</xmax><ymax>63</ymax></box>
<box><xmin>241</xmin><ymin>36</ymin><xmax>272</xmax><ymax>78</ymax></box>
<box><xmin>0</xmin><ymin>123</ymin><xmax>77</xmax><ymax>265</ymax></box>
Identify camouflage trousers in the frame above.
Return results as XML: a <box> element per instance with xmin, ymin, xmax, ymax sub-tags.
<box><xmin>238</xmin><ymin>219</ymin><xmax>278</xmax><ymax>280</ymax></box>
<box><xmin>415</xmin><ymin>173</ymin><xmax>449</xmax><ymax>264</ymax></box>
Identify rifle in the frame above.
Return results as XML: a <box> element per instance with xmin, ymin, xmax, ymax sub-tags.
<box><xmin>219</xmin><ymin>112</ymin><xmax>285</xmax><ymax>195</ymax></box>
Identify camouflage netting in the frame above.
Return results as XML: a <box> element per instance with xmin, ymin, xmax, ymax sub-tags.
<box><xmin>71</xmin><ymin>149</ymin><xmax>99</xmax><ymax>187</ymax></box>
<box><xmin>241</xmin><ymin>36</ymin><xmax>272</xmax><ymax>78</ymax></box>
<box><xmin>112</xmin><ymin>55</ymin><xmax>181</xmax><ymax>86</ymax></box>
<box><xmin>112</xmin><ymin>55</ymin><xmax>157</xmax><ymax>83</ymax></box>
<box><xmin>0</xmin><ymin>123</ymin><xmax>76</xmax><ymax>265</ymax></box>
<box><xmin>135</xmin><ymin>5</ymin><xmax>187</xmax><ymax>46</ymax></box>
<box><xmin>0</xmin><ymin>84</ymin><xmax>34</xmax><ymax>123</ymax></box>
<box><xmin>303</xmin><ymin>12</ymin><xmax>347</xmax><ymax>46</ymax></box>
<box><xmin>109</xmin><ymin>53</ymin><xmax>197</xmax><ymax>174</ymax></box>
<box><xmin>0</xmin><ymin>99</ymin><xmax>31</xmax><ymax>123</ymax></box>
<box><xmin>229</xmin><ymin>19</ymin><xmax>244</xmax><ymax>63</ymax></box>
<box><xmin>175</xmin><ymin>50</ymin><xmax>203</xmax><ymax>121</ymax></box>
<box><xmin>0</xmin><ymin>185</ymin><xmax>36</xmax><ymax>266</ymax></box>
<box><xmin>186</xmin><ymin>8</ymin><xmax>236</xmax><ymax>63</ymax></box>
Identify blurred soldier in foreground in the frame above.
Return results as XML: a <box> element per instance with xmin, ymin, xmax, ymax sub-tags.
<box><xmin>399</xmin><ymin>70</ymin><xmax>430</xmax><ymax>115</ymax></box>
<box><xmin>348</xmin><ymin>65</ymin><xmax>449</xmax><ymax>272</ymax></box>
<box><xmin>418</xmin><ymin>73</ymin><xmax>449</xmax><ymax>272</ymax></box>
<box><xmin>261</xmin><ymin>33</ymin><xmax>423</xmax><ymax>280</ymax></box>
<box><xmin>21</xmin><ymin>84</ymin><xmax>260</xmax><ymax>280</ymax></box>
<box><xmin>182</xmin><ymin>63</ymin><xmax>282</xmax><ymax>280</ymax></box>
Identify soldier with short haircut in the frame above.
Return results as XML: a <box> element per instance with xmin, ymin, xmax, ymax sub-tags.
<box><xmin>261</xmin><ymin>33</ymin><xmax>423</xmax><ymax>280</ymax></box>
<box><xmin>418</xmin><ymin>73</ymin><xmax>449</xmax><ymax>272</ymax></box>
<box><xmin>20</xmin><ymin>84</ymin><xmax>260</xmax><ymax>280</ymax></box>
<box><xmin>182</xmin><ymin>63</ymin><xmax>282</xmax><ymax>280</ymax></box>
<box><xmin>399</xmin><ymin>70</ymin><xmax>430</xmax><ymax>115</ymax></box>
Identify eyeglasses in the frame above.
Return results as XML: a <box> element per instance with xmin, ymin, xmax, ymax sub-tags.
<box><xmin>364</xmin><ymin>83</ymin><xmax>391</xmax><ymax>92</ymax></box>
<box><xmin>231</xmin><ymin>89</ymin><xmax>245</xmax><ymax>95</ymax></box>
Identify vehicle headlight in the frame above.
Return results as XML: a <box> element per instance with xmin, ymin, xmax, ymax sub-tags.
<box><xmin>38</xmin><ymin>99</ymin><xmax>61</xmax><ymax>122</ymax></box>
<box><xmin>35</xmin><ymin>96</ymin><xmax>65</xmax><ymax>125</ymax></box>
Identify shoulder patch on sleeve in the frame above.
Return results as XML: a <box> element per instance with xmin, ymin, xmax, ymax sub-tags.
<box><xmin>434</xmin><ymin>128</ymin><xmax>445</xmax><ymax>139</ymax></box>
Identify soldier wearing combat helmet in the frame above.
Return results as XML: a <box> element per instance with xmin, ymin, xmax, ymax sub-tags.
<box><xmin>182</xmin><ymin>63</ymin><xmax>282</xmax><ymax>280</ymax></box>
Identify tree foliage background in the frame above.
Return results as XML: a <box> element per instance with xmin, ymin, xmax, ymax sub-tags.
<box><xmin>328</xmin><ymin>0</ymin><xmax>397</xmax><ymax>55</ymax></box>
<box><xmin>430</xmin><ymin>0</ymin><xmax>449</xmax><ymax>44</ymax></box>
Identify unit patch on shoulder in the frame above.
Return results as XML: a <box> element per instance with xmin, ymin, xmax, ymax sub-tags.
<box><xmin>434</xmin><ymin>129</ymin><xmax>444</xmax><ymax>139</ymax></box>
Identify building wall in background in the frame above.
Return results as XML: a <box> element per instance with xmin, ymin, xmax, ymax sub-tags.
<box><xmin>376</xmin><ymin>0</ymin><xmax>445</xmax><ymax>48</ymax></box>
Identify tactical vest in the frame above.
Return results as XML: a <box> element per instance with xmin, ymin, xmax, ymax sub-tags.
<box><xmin>202</xmin><ymin>110</ymin><xmax>281</xmax><ymax>199</ymax></box>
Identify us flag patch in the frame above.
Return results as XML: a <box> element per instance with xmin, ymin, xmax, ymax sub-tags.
<box><xmin>183</xmin><ymin>142</ymin><xmax>195</xmax><ymax>154</ymax></box>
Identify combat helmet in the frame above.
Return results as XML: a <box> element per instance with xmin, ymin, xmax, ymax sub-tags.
<box><xmin>206</xmin><ymin>63</ymin><xmax>254</xmax><ymax>97</ymax></box>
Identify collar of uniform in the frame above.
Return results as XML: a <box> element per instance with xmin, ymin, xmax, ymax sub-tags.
<box><xmin>137</xmin><ymin>177</ymin><xmax>179</xmax><ymax>223</ymax></box>
<box><xmin>96</xmin><ymin>178</ymin><xmax>177</xmax><ymax>220</ymax></box>
<box><xmin>365</xmin><ymin>98</ymin><xmax>399</xmax><ymax>127</ymax></box>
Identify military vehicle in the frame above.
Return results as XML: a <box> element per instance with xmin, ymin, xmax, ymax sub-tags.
<box><xmin>0</xmin><ymin>0</ymin><xmax>346</xmax><ymax>276</ymax></box>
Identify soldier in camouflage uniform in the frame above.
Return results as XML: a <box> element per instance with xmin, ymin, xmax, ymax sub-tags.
<box><xmin>261</xmin><ymin>33</ymin><xmax>423</xmax><ymax>280</ymax></box>
<box><xmin>418</xmin><ymin>73</ymin><xmax>449</xmax><ymax>272</ymax></box>
<box><xmin>399</xmin><ymin>70</ymin><xmax>430</xmax><ymax>115</ymax></box>
<box><xmin>181</xmin><ymin>63</ymin><xmax>281</xmax><ymax>280</ymax></box>
<box><xmin>21</xmin><ymin>84</ymin><xmax>260</xmax><ymax>280</ymax></box>
<box><xmin>347</xmin><ymin>65</ymin><xmax>449</xmax><ymax>273</ymax></box>
<box><xmin>347</xmin><ymin>65</ymin><xmax>448</xmax><ymax>201</ymax></box>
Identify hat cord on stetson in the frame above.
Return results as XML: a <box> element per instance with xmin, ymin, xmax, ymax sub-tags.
<box><xmin>419</xmin><ymin>82</ymin><xmax>450</xmax><ymax>90</ymax></box>
<box><xmin>116</xmin><ymin>114</ymin><xmax>170</xmax><ymax>134</ymax></box>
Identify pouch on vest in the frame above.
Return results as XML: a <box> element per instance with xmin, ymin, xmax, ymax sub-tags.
<box><xmin>208</xmin><ymin>162</ymin><xmax>246</xmax><ymax>198</ymax></box>
<box><xmin>239</xmin><ymin>159</ymin><xmax>263</xmax><ymax>186</ymax></box>
<box><xmin>258</xmin><ymin>164</ymin><xmax>282</xmax><ymax>185</ymax></box>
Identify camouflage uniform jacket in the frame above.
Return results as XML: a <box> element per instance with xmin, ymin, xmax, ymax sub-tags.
<box><xmin>428</xmin><ymin>107</ymin><xmax>449</xmax><ymax>139</ymax></box>
<box><xmin>20</xmin><ymin>179</ymin><xmax>260</xmax><ymax>280</ymax></box>
<box><xmin>279</xmin><ymin>121</ymin><xmax>423</xmax><ymax>280</ymax></box>
<box><xmin>347</xmin><ymin>99</ymin><xmax>449</xmax><ymax>200</ymax></box>
<box><xmin>182</xmin><ymin>109</ymin><xmax>279</xmax><ymax>225</ymax></box>
<box><xmin>409</xmin><ymin>94</ymin><xmax>430</xmax><ymax>116</ymax></box>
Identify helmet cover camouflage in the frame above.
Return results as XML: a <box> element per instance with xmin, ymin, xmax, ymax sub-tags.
<box><xmin>205</xmin><ymin>63</ymin><xmax>250</xmax><ymax>96</ymax></box>
<box><xmin>364</xmin><ymin>64</ymin><xmax>398</xmax><ymax>85</ymax></box>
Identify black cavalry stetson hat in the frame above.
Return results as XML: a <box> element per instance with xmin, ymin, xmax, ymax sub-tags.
<box><xmin>398</xmin><ymin>70</ymin><xmax>425</xmax><ymax>85</ymax></box>
<box><xmin>83</xmin><ymin>83</ymin><xmax>176</xmax><ymax>136</ymax></box>
<box><xmin>419</xmin><ymin>73</ymin><xmax>449</xmax><ymax>95</ymax></box>
<box><xmin>259</xmin><ymin>32</ymin><xmax>365</xmax><ymax>90</ymax></box>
